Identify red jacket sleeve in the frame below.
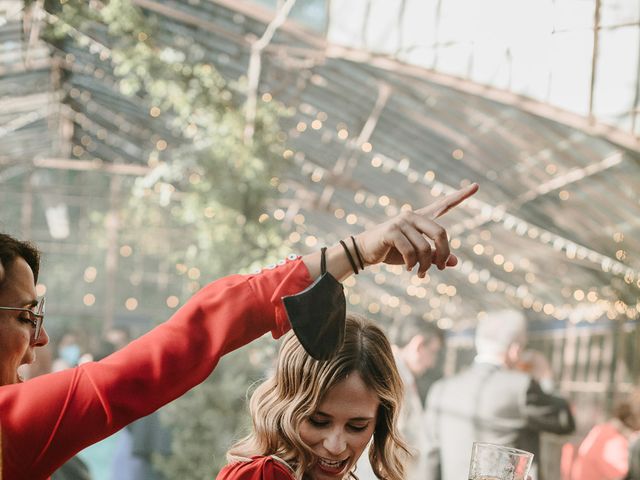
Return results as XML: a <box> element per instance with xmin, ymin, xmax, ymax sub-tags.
<box><xmin>217</xmin><ymin>456</ymin><xmax>294</xmax><ymax>480</ymax></box>
<box><xmin>0</xmin><ymin>258</ymin><xmax>312</xmax><ymax>480</ymax></box>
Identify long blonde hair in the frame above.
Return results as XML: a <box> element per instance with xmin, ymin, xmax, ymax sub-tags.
<box><xmin>227</xmin><ymin>314</ymin><xmax>409</xmax><ymax>479</ymax></box>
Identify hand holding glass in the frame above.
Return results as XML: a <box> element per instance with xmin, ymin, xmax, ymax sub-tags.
<box><xmin>468</xmin><ymin>442</ymin><xmax>533</xmax><ymax>480</ymax></box>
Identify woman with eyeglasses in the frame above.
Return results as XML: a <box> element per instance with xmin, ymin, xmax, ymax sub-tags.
<box><xmin>0</xmin><ymin>246</ymin><xmax>48</xmax><ymax>386</ymax></box>
<box><xmin>0</xmin><ymin>184</ymin><xmax>477</xmax><ymax>480</ymax></box>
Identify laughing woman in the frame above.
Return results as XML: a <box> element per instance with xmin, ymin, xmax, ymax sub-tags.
<box><xmin>217</xmin><ymin>314</ymin><xmax>408</xmax><ymax>480</ymax></box>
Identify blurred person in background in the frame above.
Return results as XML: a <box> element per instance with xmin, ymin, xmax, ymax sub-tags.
<box><xmin>50</xmin><ymin>458</ymin><xmax>91</xmax><ymax>480</ymax></box>
<box><xmin>109</xmin><ymin>409</ymin><xmax>172</xmax><ymax>480</ymax></box>
<box><xmin>52</xmin><ymin>332</ymin><xmax>84</xmax><ymax>372</ymax></box>
<box><xmin>568</xmin><ymin>390</ymin><xmax>640</xmax><ymax>480</ymax></box>
<box><xmin>424</xmin><ymin>309</ymin><xmax>575</xmax><ymax>480</ymax></box>
<box><xmin>104</xmin><ymin>328</ymin><xmax>172</xmax><ymax>480</ymax></box>
<box><xmin>0</xmin><ymin>183</ymin><xmax>478</xmax><ymax>479</ymax></box>
<box><xmin>517</xmin><ymin>349</ymin><xmax>556</xmax><ymax>394</ymax></box>
<box><xmin>77</xmin><ymin>334</ymin><xmax>128</xmax><ymax>480</ymax></box>
<box><xmin>356</xmin><ymin>318</ymin><xmax>444</xmax><ymax>480</ymax></box>
<box><xmin>514</xmin><ymin>347</ymin><xmax>564</xmax><ymax>472</ymax></box>
<box><xmin>104</xmin><ymin>326</ymin><xmax>131</xmax><ymax>352</ymax></box>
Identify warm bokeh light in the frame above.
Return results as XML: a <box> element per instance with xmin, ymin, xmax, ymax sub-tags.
<box><xmin>166</xmin><ymin>296</ymin><xmax>179</xmax><ymax>308</ymax></box>
<box><xmin>125</xmin><ymin>298</ymin><xmax>138</xmax><ymax>310</ymax></box>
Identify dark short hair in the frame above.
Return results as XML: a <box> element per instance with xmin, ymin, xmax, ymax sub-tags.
<box><xmin>390</xmin><ymin>316</ymin><xmax>444</xmax><ymax>347</ymax></box>
<box><xmin>0</xmin><ymin>233</ymin><xmax>41</xmax><ymax>287</ymax></box>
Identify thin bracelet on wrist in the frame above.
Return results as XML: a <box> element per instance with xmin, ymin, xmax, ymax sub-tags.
<box><xmin>350</xmin><ymin>236</ymin><xmax>365</xmax><ymax>271</ymax></box>
<box><xmin>339</xmin><ymin>240</ymin><xmax>359</xmax><ymax>275</ymax></box>
<box><xmin>320</xmin><ymin>246</ymin><xmax>327</xmax><ymax>275</ymax></box>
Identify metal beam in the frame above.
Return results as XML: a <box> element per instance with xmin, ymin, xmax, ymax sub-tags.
<box><xmin>244</xmin><ymin>0</ymin><xmax>297</xmax><ymax>143</ymax></box>
<box><xmin>32</xmin><ymin>158</ymin><xmax>151</xmax><ymax>176</ymax></box>
<box><xmin>324</xmin><ymin>44</ymin><xmax>640</xmax><ymax>154</ymax></box>
<box><xmin>588</xmin><ymin>0</ymin><xmax>602</xmax><ymax>120</ymax></box>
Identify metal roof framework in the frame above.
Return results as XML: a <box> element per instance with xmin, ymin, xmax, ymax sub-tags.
<box><xmin>1</xmin><ymin>0</ymin><xmax>640</xmax><ymax>337</ymax></box>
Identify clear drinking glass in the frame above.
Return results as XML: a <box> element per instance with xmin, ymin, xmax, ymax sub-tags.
<box><xmin>468</xmin><ymin>442</ymin><xmax>534</xmax><ymax>480</ymax></box>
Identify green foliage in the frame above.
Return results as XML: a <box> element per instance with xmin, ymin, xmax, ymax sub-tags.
<box><xmin>44</xmin><ymin>0</ymin><xmax>290</xmax><ymax>273</ymax></box>
<box><xmin>155</xmin><ymin>341</ymin><xmax>277</xmax><ymax>478</ymax></box>
<box><xmin>40</xmin><ymin>0</ymin><xmax>291</xmax><ymax>476</ymax></box>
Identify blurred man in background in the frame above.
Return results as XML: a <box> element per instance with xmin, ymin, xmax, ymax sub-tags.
<box><xmin>358</xmin><ymin>317</ymin><xmax>444</xmax><ymax>480</ymax></box>
<box><xmin>424</xmin><ymin>310</ymin><xmax>575</xmax><ymax>480</ymax></box>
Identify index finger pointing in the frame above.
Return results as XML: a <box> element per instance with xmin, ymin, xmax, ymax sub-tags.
<box><xmin>416</xmin><ymin>183</ymin><xmax>479</xmax><ymax>219</ymax></box>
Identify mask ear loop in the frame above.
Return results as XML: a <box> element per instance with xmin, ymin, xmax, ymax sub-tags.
<box><xmin>321</xmin><ymin>247</ymin><xmax>327</xmax><ymax>275</ymax></box>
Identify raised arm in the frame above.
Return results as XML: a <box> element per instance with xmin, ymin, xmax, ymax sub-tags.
<box><xmin>0</xmin><ymin>184</ymin><xmax>477</xmax><ymax>479</ymax></box>
<box><xmin>302</xmin><ymin>183</ymin><xmax>478</xmax><ymax>280</ymax></box>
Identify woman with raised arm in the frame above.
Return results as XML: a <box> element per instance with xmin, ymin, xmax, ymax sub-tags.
<box><xmin>0</xmin><ymin>183</ymin><xmax>477</xmax><ymax>480</ymax></box>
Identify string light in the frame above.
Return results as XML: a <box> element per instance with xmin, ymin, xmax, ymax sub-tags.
<box><xmin>49</xmin><ymin>7</ymin><xmax>638</xmax><ymax>326</ymax></box>
<box><xmin>166</xmin><ymin>296</ymin><xmax>180</xmax><ymax>308</ymax></box>
<box><xmin>125</xmin><ymin>298</ymin><xmax>138</xmax><ymax>310</ymax></box>
<box><xmin>277</xmin><ymin>150</ymin><xmax>633</xmax><ymax>323</ymax></box>
<box><xmin>283</xmin><ymin>123</ymin><xmax>638</xmax><ymax>287</ymax></box>
<box><xmin>84</xmin><ymin>266</ymin><xmax>97</xmax><ymax>282</ymax></box>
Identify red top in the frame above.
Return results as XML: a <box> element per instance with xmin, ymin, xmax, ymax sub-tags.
<box><xmin>217</xmin><ymin>456</ymin><xmax>295</xmax><ymax>480</ymax></box>
<box><xmin>570</xmin><ymin>421</ymin><xmax>630</xmax><ymax>480</ymax></box>
<box><xmin>0</xmin><ymin>258</ymin><xmax>312</xmax><ymax>480</ymax></box>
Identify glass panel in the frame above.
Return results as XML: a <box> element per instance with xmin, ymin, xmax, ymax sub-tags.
<box><xmin>249</xmin><ymin>0</ymin><xmax>328</xmax><ymax>32</ymax></box>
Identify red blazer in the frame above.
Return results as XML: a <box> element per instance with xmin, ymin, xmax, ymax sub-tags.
<box><xmin>217</xmin><ymin>456</ymin><xmax>295</xmax><ymax>480</ymax></box>
<box><xmin>0</xmin><ymin>258</ymin><xmax>311</xmax><ymax>480</ymax></box>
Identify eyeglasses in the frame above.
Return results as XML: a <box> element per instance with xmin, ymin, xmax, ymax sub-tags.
<box><xmin>0</xmin><ymin>296</ymin><xmax>46</xmax><ymax>341</ymax></box>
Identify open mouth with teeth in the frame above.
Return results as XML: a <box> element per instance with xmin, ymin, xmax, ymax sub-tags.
<box><xmin>315</xmin><ymin>457</ymin><xmax>350</xmax><ymax>476</ymax></box>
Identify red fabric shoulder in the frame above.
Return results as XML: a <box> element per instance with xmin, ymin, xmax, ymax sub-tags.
<box><xmin>216</xmin><ymin>456</ymin><xmax>294</xmax><ymax>480</ymax></box>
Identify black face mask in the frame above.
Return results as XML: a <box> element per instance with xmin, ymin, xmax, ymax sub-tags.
<box><xmin>282</xmin><ymin>249</ymin><xmax>346</xmax><ymax>361</ymax></box>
